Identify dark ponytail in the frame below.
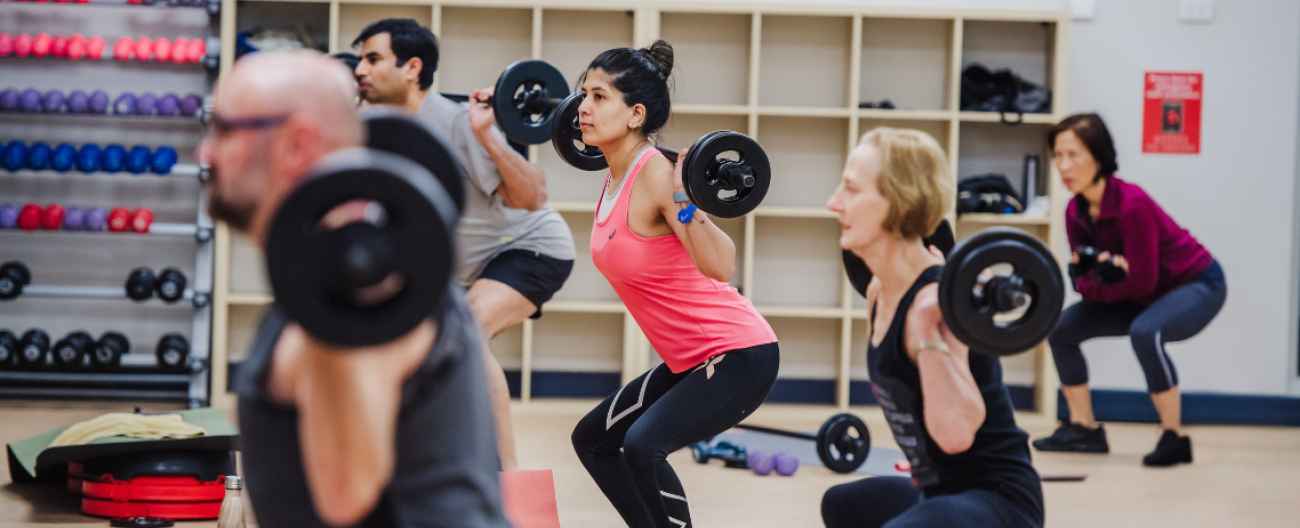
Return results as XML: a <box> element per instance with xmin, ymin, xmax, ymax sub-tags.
<box><xmin>579</xmin><ymin>39</ymin><xmax>675</xmax><ymax>138</ymax></box>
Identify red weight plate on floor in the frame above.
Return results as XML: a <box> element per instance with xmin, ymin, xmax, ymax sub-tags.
<box><xmin>83</xmin><ymin>475</ymin><xmax>224</xmax><ymax>502</ymax></box>
<box><xmin>82</xmin><ymin>497</ymin><xmax>220</xmax><ymax>520</ymax></box>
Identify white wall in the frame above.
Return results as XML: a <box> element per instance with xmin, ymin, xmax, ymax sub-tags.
<box><xmin>1066</xmin><ymin>0</ymin><xmax>1300</xmax><ymax>396</ymax></box>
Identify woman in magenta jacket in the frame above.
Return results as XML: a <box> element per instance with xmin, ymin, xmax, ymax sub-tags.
<box><xmin>1032</xmin><ymin>114</ymin><xmax>1226</xmax><ymax>467</ymax></box>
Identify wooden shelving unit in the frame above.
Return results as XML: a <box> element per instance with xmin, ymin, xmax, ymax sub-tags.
<box><xmin>210</xmin><ymin>0</ymin><xmax>1069</xmax><ymax>419</ymax></box>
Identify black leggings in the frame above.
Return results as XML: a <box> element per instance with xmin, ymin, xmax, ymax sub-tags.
<box><xmin>1049</xmin><ymin>260</ymin><xmax>1226</xmax><ymax>393</ymax></box>
<box><xmin>822</xmin><ymin>477</ymin><xmax>1041</xmax><ymax>528</ymax></box>
<box><xmin>571</xmin><ymin>342</ymin><xmax>779</xmax><ymax>528</ymax></box>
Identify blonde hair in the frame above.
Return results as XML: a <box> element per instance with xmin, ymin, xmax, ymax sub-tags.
<box><xmin>859</xmin><ymin>127</ymin><xmax>952</xmax><ymax>240</ymax></box>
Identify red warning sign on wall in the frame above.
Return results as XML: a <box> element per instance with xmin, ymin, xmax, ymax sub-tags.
<box><xmin>1143</xmin><ymin>72</ymin><xmax>1202</xmax><ymax>154</ymax></box>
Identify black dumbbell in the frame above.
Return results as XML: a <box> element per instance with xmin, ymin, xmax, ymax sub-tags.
<box><xmin>156</xmin><ymin>267</ymin><xmax>187</xmax><ymax>303</ymax></box>
<box><xmin>155</xmin><ymin>333</ymin><xmax>189</xmax><ymax>372</ymax></box>
<box><xmin>126</xmin><ymin>267</ymin><xmax>157</xmax><ymax>301</ymax></box>
<box><xmin>0</xmin><ymin>330</ymin><xmax>17</xmax><ymax>368</ymax></box>
<box><xmin>92</xmin><ymin>332</ymin><xmax>129</xmax><ymax>370</ymax></box>
<box><xmin>466</xmin><ymin>59</ymin><xmax>571</xmax><ymax>145</ymax></box>
<box><xmin>690</xmin><ymin>440</ymin><xmax>749</xmax><ymax>468</ymax></box>
<box><xmin>52</xmin><ymin>331</ymin><xmax>94</xmax><ymax>370</ymax></box>
<box><xmin>18</xmin><ymin>328</ymin><xmax>50</xmax><ymax>369</ymax></box>
<box><xmin>0</xmin><ymin>261</ymin><xmax>31</xmax><ymax>300</ymax></box>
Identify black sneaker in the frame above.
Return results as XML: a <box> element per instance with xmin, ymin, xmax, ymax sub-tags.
<box><xmin>1142</xmin><ymin>430</ymin><xmax>1192</xmax><ymax>467</ymax></box>
<box><xmin>1031</xmin><ymin>422</ymin><xmax>1110</xmax><ymax>453</ymax></box>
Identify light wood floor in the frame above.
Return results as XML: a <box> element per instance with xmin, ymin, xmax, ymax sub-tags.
<box><xmin>2</xmin><ymin>400</ymin><xmax>1299</xmax><ymax>528</ymax></box>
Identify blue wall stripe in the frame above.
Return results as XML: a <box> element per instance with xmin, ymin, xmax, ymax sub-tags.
<box><xmin>1056</xmin><ymin>389</ymin><xmax>1300</xmax><ymax>427</ymax></box>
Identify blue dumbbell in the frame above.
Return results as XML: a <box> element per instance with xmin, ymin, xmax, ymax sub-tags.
<box><xmin>150</xmin><ymin>146</ymin><xmax>177</xmax><ymax>175</ymax></box>
<box><xmin>26</xmin><ymin>142</ymin><xmax>51</xmax><ymax>171</ymax></box>
<box><xmin>77</xmin><ymin>144</ymin><xmax>103</xmax><ymax>174</ymax></box>
<box><xmin>51</xmin><ymin>143</ymin><xmax>76</xmax><ymax>173</ymax></box>
<box><xmin>101</xmin><ymin>144</ymin><xmax>126</xmax><ymax>173</ymax></box>
<box><xmin>3</xmin><ymin>141</ymin><xmax>27</xmax><ymax>172</ymax></box>
<box><xmin>66</xmin><ymin>90</ymin><xmax>89</xmax><ymax>114</ymax></box>
<box><xmin>126</xmin><ymin>146</ymin><xmax>151</xmax><ymax>174</ymax></box>
<box><xmin>113</xmin><ymin>93</ymin><xmax>137</xmax><ymax>115</ymax></box>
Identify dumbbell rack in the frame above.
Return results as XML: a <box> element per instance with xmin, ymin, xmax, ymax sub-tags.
<box><xmin>0</xmin><ymin>0</ymin><xmax>218</xmax><ymax>407</ymax></box>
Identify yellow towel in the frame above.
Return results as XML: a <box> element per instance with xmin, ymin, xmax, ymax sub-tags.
<box><xmin>49</xmin><ymin>413</ymin><xmax>208</xmax><ymax>447</ymax></box>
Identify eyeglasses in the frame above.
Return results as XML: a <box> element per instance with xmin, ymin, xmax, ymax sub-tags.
<box><xmin>208</xmin><ymin>113</ymin><xmax>290</xmax><ymax>135</ymax></box>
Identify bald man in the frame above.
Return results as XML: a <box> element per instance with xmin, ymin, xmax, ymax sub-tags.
<box><xmin>205</xmin><ymin>52</ymin><xmax>511</xmax><ymax>528</ymax></box>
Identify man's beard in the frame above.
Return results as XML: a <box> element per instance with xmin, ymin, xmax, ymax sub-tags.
<box><xmin>205</xmin><ymin>166</ymin><xmax>257</xmax><ymax>232</ymax></box>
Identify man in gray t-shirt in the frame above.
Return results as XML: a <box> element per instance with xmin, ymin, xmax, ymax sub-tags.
<box><xmin>352</xmin><ymin>18</ymin><xmax>575</xmax><ymax>471</ymax></box>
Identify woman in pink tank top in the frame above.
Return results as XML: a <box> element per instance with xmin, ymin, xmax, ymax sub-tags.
<box><xmin>569</xmin><ymin>41</ymin><xmax>779</xmax><ymax>528</ymax></box>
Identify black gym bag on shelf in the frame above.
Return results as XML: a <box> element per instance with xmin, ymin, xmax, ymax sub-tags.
<box><xmin>960</xmin><ymin>63</ymin><xmax>1052</xmax><ymax>118</ymax></box>
<box><xmin>957</xmin><ymin>174</ymin><xmax>1024</xmax><ymax>216</ymax></box>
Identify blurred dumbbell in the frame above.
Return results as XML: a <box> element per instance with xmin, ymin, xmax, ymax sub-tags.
<box><xmin>3</xmin><ymin>141</ymin><xmax>26</xmax><ymax>171</ymax></box>
<box><xmin>155</xmin><ymin>333</ymin><xmax>190</xmax><ymax>372</ymax></box>
<box><xmin>748</xmin><ymin>451</ymin><xmax>799</xmax><ymax>477</ymax></box>
<box><xmin>153</xmin><ymin>38</ymin><xmax>172</xmax><ymax>63</ymax></box>
<box><xmin>0</xmin><ymin>33</ymin><xmax>12</xmax><ymax>57</ymax></box>
<box><xmin>63</xmin><ymin>206</ymin><xmax>85</xmax><ymax>230</ymax></box>
<box><xmin>151</xmin><ymin>147</ymin><xmax>177</xmax><ymax>174</ymax></box>
<box><xmin>20</xmin><ymin>88</ymin><xmax>41</xmax><ymax>112</ymax></box>
<box><xmin>18</xmin><ymin>329</ymin><xmax>50</xmax><ymax>369</ymax></box>
<box><xmin>0</xmin><ymin>261</ymin><xmax>31</xmax><ymax>300</ymax></box>
<box><xmin>18</xmin><ymin>203</ymin><xmax>41</xmax><ymax>231</ymax></box>
<box><xmin>179</xmin><ymin>94</ymin><xmax>201</xmax><ymax>116</ymax></box>
<box><xmin>92</xmin><ymin>331</ymin><xmax>128</xmax><ymax>370</ymax></box>
<box><xmin>0</xmin><ymin>330</ymin><xmax>17</xmax><ymax>368</ymax></box>
<box><xmin>84</xmin><ymin>207</ymin><xmax>108</xmax><ymax>231</ymax></box>
<box><xmin>42</xmin><ymin>89</ymin><xmax>64</xmax><ymax>113</ymax></box>
<box><xmin>66</xmin><ymin>34</ymin><xmax>86</xmax><ymax>61</ymax></box>
<box><xmin>51</xmin><ymin>35</ymin><xmax>68</xmax><ymax>58</ymax></box>
<box><xmin>0</xmin><ymin>88</ymin><xmax>18</xmax><ymax>111</ymax></box>
<box><xmin>157</xmin><ymin>93</ymin><xmax>179</xmax><ymax>116</ymax></box>
<box><xmin>77</xmin><ymin>143</ymin><xmax>102</xmax><ymax>173</ymax></box>
<box><xmin>134</xmin><ymin>37</ymin><xmax>153</xmax><ymax>61</ymax></box>
<box><xmin>41</xmin><ymin>203</ymin><xmax>65</xmax><ymax>230</ymax></box>
<box><xmin>113</xmin><ymin>37</ymin><xmax>134</xmax><ymax>61</ymax></box>
<box><xmin>86</xmin><ymin>36</ymin><xmax>105</xmax><ymax>60</ymax></box>
<box><xmin>52</xmin><ymin>143</ymin><xmax>76</xmax><ymax>172</ymax></box>
<box><xmin>113</xmin><ymin>93</ymin><xmax>136</xmax><ymax>115</ymax></box>
<box><xmin>89</xmin><ymin>90</ymin><xmax>109</xmax><ymax>114</ymax></box>
<box><xmin>156</xmin><ymin>267</ymin><xmax>186</xmax><ymax>303</ymax></box>
<box><xmin>186</xmin><ymin>39</ymin><xmax>205</xmax><ymax>64</ymax></box>
<box><xmin>52</xmin><ymin>331</ymin><xmax>94</xmax><ymax>369</ymax></box>
<box><xmin>26</xmin><ymin>142</ymin><xmax>51</xmax><ymax>171</ymax></box>
<box><xmin>107</xmin><ymin>207</ymin><xmax>131</xmax><ymax>233</ymax></box>
<box><xmin>137</xmin><ymin>92</ymin><xmax>158</xmax><ymax>116</ymax></box>
<box><xmin>32</xmin><ymin>33</ymin><xmax>51</xmax><ymax>57</ymax></box>
<box><xmin>66</xmin><ymin>90</ymin><xmax>88</xmax><ymax>113</ymax></box>
<box><xmin>130</xmin><ymin>207</ymin><xmax>154</xmax><ymax>233</ymax></box>
<box><xmin>125</xmin><ymin>267</ymin><xmax>156</xmax><ymax>300</ymax></box>
<box><xmin>127</xmin><ymin>146</ymin><xmax>151</xmax><ymax>174</ymax></box>
<box><xmin>13</xmin><ymin>33</ymin><xmax>32</xmax><ymax>57</ymax></box>
<box><xmin>171</xmin><ymin>37</ymin><xmax>189</xmax><ymax>64</ymax></box>
<box><xmin>102</xmin><ymin>144</ymin><xmax>126</xmax><ymax>173</ymax></box>
<box><xmin>0</xmin><ymin>204</ymin><xmax>18</xmax><ymax>229</ymax></box>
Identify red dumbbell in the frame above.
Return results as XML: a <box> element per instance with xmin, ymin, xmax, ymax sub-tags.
<box><xmin>41</xmin><ymin>204</ymin><xmax>66</xmax><ymax>230</ymax></box>
<box><xmin>67</xmin><ymin>34</ymin><xmax>86</xmax><ymax>61</ymax></box>
<box><xmin>18</xmin><ymin>204</ymin><xmax>42</xmax><ymax>231</ymax></box>
<box><xmin>127</xmin><ymin>0</ymin><xmax>142</xmax><ymax>3</ymax></box>
<box><xmin>129</xmin><ymin>208</ymin><xmax>153</xmax><ymax>234</ymax></box>
<box><xmin>86</xmin><ymin>36</ymin><xmax>105</xmax><ymax>60</ymax></box>
<box><xmin>0</xmin><ymin>34</ymin><xmax>13</xmax><ymax>57</ymax></box>
<box><xmin>113</xmin><ymin>37</ymin><xmax>134</xmax><ymax>61</ymax></box>
<box><xmin>13</xmin><ymin>33</ymin><xmax>33</xmax><ymax>57</ymax></box>
<box><xmin>51</xmin><ymin>35</ymin><xmax>69</xmax><ymax>58</ymax></box>
<box><xmin>185</xmin><ymin>38</ymin><xmax>205</xmax><ymax>64</ymax></box>
<box><xmin>32</xmin><ymin>33</ymin><xmax>52</xmax><ymax>58</ymax></box>
<box><xmin>153</xmin><ymin>38</ymin><xmax>172</xmax><ymax>64</ymax></box>
<box><xmin>106</xmin><ymin>207</ymin><xmax>131</xmax><ymax>233</ymax></box>
<box><xmin>170</xmin><ymin>37</ymin><xmax>189</xmax><ymax>64</ymax></box>
<box><xmin>134</xmin><ymin>37</ymin><xmax>153</xmax><ymax>62</ymax></box>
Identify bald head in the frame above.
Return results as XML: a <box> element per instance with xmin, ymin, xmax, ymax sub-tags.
<box><xmin>219</xmin><ymin>52</ymin><xmax>363</xmax><ymax>149</ymax></box>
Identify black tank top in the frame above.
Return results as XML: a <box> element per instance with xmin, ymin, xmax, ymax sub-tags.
<box><xmin>869</xmin><ymin>266</ymin><xmax>1043</xmax><ymax>520</ymax></box>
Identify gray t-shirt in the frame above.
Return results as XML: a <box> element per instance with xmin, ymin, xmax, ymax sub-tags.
<box><xmin>415</xmin><ymin>93</ymin><xmax>576</xmax><ymax>285</ymax></box>
<box><xmin>235</xmin><ymin>288</ymin><xmax>512</xmax><ymax>528</ymax></box>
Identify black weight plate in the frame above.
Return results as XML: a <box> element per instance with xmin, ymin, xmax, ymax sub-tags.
<box><xmin>363</xmin><ymin>109</ymin><xmax>467</xmax><ymax>215</ymax></box>
<box><xmin>683</xmin><ymin>131</ymin><xmax>770</xmax><ymax>218</ymax></box>
<box><xmin>550</xmin><ymin>93</ymin><xmax>607</xmax><ymax>171</ymax></box>
<box><xmin>816</xmin><ymin>413</ymin><xmax>871</xmax><ymax>474</ymax></box>
<box><xmin>267</xmin><ymin>149</ymin><xmax>458</xmax><ymax>347</ymax></box>
<box><xmin>938</xmin><ymin>228</ymin><xmax>1064</xmax><ymax>357</ymax></box>
<box><xmin>494</xmin><ymin>59</ymin><xmax>570</xmax><ymax>145</ymax></box>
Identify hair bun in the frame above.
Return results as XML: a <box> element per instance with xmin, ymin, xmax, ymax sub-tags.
<box><xmin>639</xmin><ymin>40</ymin><xmax>674</xmax><ymax>79</ymax></box>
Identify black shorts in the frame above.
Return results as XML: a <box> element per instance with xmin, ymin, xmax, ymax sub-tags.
<box><xmin>478</xmin><ymin>249</ymin><xmax>574</xmax><ymax>318</ymax></box>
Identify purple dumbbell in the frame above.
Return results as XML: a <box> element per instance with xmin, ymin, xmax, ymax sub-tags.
<box><xmin>63</xmin><ymin>206</ymin><xmax>85</xmax><ymax>230</ymax></box>
<box><xmin>84</xmin><ymin>207</ymin><xmax>108</xmax><ymax>231</ymax></box>
<box><xmin>20</xmin><ymin>88</ymin><xmax>42</xmax><ymax>112</ymax></box>
<box><xmin>67</xmin><ymin>90</ymin><xmax>89</xmax><ymax>113</ymax></box>
<box><xmin>748</xmin><ymin>451</ymin><xmax>775</xmax><ymax>476</ymax></box>
<box><xmin>136</xmin><ymin>92</ymin><xmax>158</xmax><ymax>116</ymax></box>
<box><xmin>42</xmin><ymin>89</ymin><xmax>65</xmax><ymax>113</ymax></box>
<box><xmin>1</xmin><ymin>89</ymin><xmax>19</xmax><ymax>111</ymax></box>
<box><xmin>157</xmin><ymin>93</ymin><xmax>179</xmax><ymax>116</ymax></box>
<box><xmin>773</xmin><ymin>452</ymin><xmax>799</xmax><ymax>476</ymax></box>
<box><xmin>113</xmin><ymin>93</ymin><xmax>137</xmax><ymax>115</ymax></box>
<box><xmin>179</xmin><ymin>94</ymin><xmax>201</xmax><ymax>117</ymax></box>
<box><xmin>0</xmin><ymin>204</ymin><xmax>19</xmax><ymax>229</ymax></box>
<box><xmin>89</xmin><ymin>90</ymin><xmax>110</xmax><ymax>114</ymax></box>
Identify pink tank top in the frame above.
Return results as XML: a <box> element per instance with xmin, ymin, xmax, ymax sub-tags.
<box><xmin>591</xmin><ymin>149</ymin><xmax>777</xmax><ymax>373</ymax></box>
